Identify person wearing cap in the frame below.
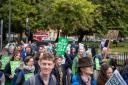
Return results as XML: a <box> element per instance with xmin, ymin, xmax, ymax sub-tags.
<box><xmin>72</xmin><ymin>57</ymin><xmax>96</xmax><ymax>85</ymax></box>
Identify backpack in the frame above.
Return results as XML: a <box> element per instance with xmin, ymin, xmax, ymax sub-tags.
<box><xmin>29</xmin><ymin>74</ymin><xmax>56</xmax><ymax>85</ymax></box>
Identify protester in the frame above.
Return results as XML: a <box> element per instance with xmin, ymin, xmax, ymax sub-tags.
<box><xmin>104</xmin><ymin>40</ymin><xmax>109</xmax><ymax>48</ymax></box>
<box><xmin>53</xmin><ymin>56</ymin><xmax>71</xmax><ymax>85</ymax></box>
<box><xmin>0</xmin><ymin>61</ymin><xmax>5</xmax><ymax>85</ymax></box>
<box><xmin>64</xmin><ymin>50</ymin><xmax>72</xmax><ymax>68</ymax></box>
<box><xmin>21</xmin><ymin>45</ymin><xmax>27</xmax><ymax>61</ymax></box>
<box><xmin>100</xmin><ymin>39</ymin><xmax>106</xmax><ymax>52</ymax></box>
<box><xmin>4</xmin><ymin>51</ymin><xmax>21</xmax><ymax>85</ymax></box>
<box><xmin>121</xmin><ymin>59</ymin><xmax>128</xmax><ymax>84</ymax></box>
<box><xmin>97</xmin><ymin>63</ymin><xmax>113</xmax><ymax>85</ymax></box>
<box><xmin>47</xmin><ymin>43</ymin><xmax>53</xmax><ymax>53</ymax></box>
<box><xmin>23</xmin><ymin>53</ymin><xmax>57</xmax><ymax>85</ymax></box>
<box><xmin>70</xmin><ymin>47</ymin><xmax>77</xmax><ymax>61</ymax></box>
<box><xmin>2</xmin><ymin>36</ymin><xmax>125</xmax><ymax>85</ymax></box>
<box><xmin>72</xmin><ymin>57</ymin><xmax>96</xmax><ymax>85</ymax></box>
<box><xmin>72</xmin><ymin>47</ymin><xmax>85</xmax><ymax>75</ymax></box>
<box><xmin>25</xmin><ymin>46</ymin><xmax>33</xmax><ymax>56</ymax></box>
<box><xmin>16</xmin><ymin>56</ymin><xmax>35</xmax><ymax>85</ymax></box>
<box><xmin>33</xmin><ymin>52</ymin><xmax>40</xmax><ymax>74</ymax></box>
<box><xmin>38</xmin><ymin>45</ymin><xmax>47</xmax><ymax>54</ymax></box>
<box><xmin>91</xmin><ymin>44</ymin><xmax>96</xmax><ymax>57</ymax></box>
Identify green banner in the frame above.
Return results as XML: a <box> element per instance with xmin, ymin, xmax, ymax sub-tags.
<box><xmin>56</xmin><ymin>37</ymin><xmax>68</xmax><ymax>55</ymax></box>
<box><xmin>25</xmin><ymin>73</ymin><xmax>34</xmax><ymax>80</ymax></box>
<box><xmin>1</xmin><ymin>55</ymin><xmax>10</xmax><ymax>69</ymax></box>
<box><xmin>10</xmin><ymin>61</ymin><xmax>21</xmax><ymax>76</ymax></box>
<box><xmin>95</xmin><ymin>58</ymin><xmax>100</xmax><ymax>70</ymax></box>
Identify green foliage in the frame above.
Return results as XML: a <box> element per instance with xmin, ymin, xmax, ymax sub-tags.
<box><xmin>93</xmin><ymin>0</ymin><xmax>128</xmax><ymax>36</ymax></box>
<box><xmin>0</xmin><ymin>0</ymin><xmax>39</xmax><ymax>32</ymax></box>
<box><xmin>40</xmin><ymin>0</ymin><xmax>99</xmax><ymax>34</ymax></box>
<box><xmin>0</xmin><ymin>0</ymin><xmax>128</xmax><ymax>38</ymax></box>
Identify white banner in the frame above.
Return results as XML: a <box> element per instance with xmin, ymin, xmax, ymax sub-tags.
<box><xmin>105</xmin><ymin>69</ymin><xmax>127</xmax><ymax>85</ymax></box>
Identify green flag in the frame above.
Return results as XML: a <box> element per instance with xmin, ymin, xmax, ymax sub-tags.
<box><xmin>10</xmin><ymin>61</ymin><xmax>21</xmax><ymax>76</ymax></box>
<box><xmin>56</xmin><ymin>37</ymin><xmax>68</xmax><ymax>55</ymax></box>
<box><xmin>1</xmin><ymin>55</ymin><xmax>10</xmax><ymax>69</ymax></box>
<box><xmin>25</xmin><ymin>73</ymin><xmax>34</xmax><ymax>80</ymax></box>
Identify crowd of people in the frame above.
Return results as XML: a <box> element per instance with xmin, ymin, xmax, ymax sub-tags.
<box><xmin>0</xmin><ymin>39</ymin><xmax>127</xmax><ymax>85</ymax></box>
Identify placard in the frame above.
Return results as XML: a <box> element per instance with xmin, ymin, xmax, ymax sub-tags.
<box><xmin>106</xmin><ymin>30</ymin><xmax>119</xmax><ymax>40</ymax></box>
<box><xmin>1</xmin><ymin>55</ymin><xmax>10</xmax><ymax>69</ymax></box>
<box><xmin>95</xmin><ymin>58</ymin><xmax>100</xmax><ymax>70</ymax></box>
<box><xmin>56</xmin><ymin>37</ymin><xmax>68</xmax><ymax>55</ymax></box>
<box><xmin>105</xmin><ymin>69</ymin><xmax>127</xmax><ymax>85</ymax></box>
<box><xmin>10</xmin><ymin>61</ymin><xmax>21</xmax><ymax>76</ymax></box>
<box><xmin>25</xmin><ymin>73</ymin><xmax>34</xmax><ymax>80</ymax></box>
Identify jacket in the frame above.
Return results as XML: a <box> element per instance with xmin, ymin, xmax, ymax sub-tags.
<box><xmin>52</xmin><ymin>64</ymin><xmax>71</xmax><ymax>85</ymax></box>
<box><xmin>72</xmin><ymin>74</ymin><xmax>96</xmax><ymax>85</ymax></box>
<box><xmin>16</xmin><ymin>66</ymin><xmax>35</xmax><ymax>85</ymax></box>
<box><xmin>23</xmin><ymin>73</ymin><xmax>58</xmax><ymax>85</ymax></box>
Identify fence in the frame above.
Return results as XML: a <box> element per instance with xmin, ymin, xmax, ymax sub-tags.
<box><xmin>109</xmin><ymin>52</ymin><xmax>128</xmax><ymax>71</ymax></box>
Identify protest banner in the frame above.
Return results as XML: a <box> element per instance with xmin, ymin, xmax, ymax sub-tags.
<box><xmin>104</xmin><ymin>30</ymin><xmax>119</xmax><ymax>59</ymax></box>
<box><xmin>56</xmin><ymin>37</ymin><xmax>68</xmax><ymax>55</ymax></box>
<box><xmin>105</xmin><ymin>69</ymin><xmax>127</xmax><ymax>85</ymax></box>
<box><xmin>10</xmin><ymin>61</ymin><xmax>21</xmax><ymax>76</ymax></box>
<box><xmin>106</xmin><ymin>30</ymin><xmax>119</xmax><ymax>40</ymax></box>
<box><xmin>25</xmin><ymin>73</ymin><xmax>34</xmax><ymax>80</ymax></box>
<box><xmin>1</xmin><ymin>55</ymin><xmax>10</xmax><ymax>69</ymax></box>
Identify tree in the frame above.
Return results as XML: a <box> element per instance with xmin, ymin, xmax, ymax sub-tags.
<box><xmin>0</xmin><ymin>0</ymin><xmax>40</xmax><ymax>40</ymax></box>
<box><xmin>93</xmin><ymin>0</ymin><xmax>128</xmax><ymax>38</ymax></box>
<box><xmin>40</xmin><ymin>0</ymin><xmax>99</xmax><ymax>42</ymax></box>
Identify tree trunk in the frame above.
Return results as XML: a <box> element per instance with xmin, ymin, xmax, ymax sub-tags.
<box><xmin>3</xmin><ymin>30</ymin><xmax>6</xmax><ymax>42</ymax></box>
<box><xmin>78</xmin><ymin>34</ymin><xmax>84</xmax><ymax>43</ymax></box>
<box><xmin>19</xmin><ymin>28</ymin><xmax>23</xmax><ymax>41</ymax></box>
<box><xmin>78</xmin><ymin>29</ymin><xmax>85</xmax><ymax>43</ymax></box>
<box><xmin>19</xmin><ymin>31</ymin><xmax>22</xmax><ymax>41</ymax></box>
<box><xmin>55</xmin><ymin>30</ymin><xmax>60</xmax><ymax>42</ymax></box>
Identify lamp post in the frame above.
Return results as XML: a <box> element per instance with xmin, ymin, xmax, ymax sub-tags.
<box><xmin>26</xmin><ymin>18</ymin><xmax>29</xmax><ymax>43</ymax></box>
<box><xmin>0</xmin><ymin>20</ymin><xmax>3</xmax><ymax>52</ymax></box>
<box><xmin>8</xmin><ymin>0</ymin><xmax>11</xmax><ymax>43</ymax></box>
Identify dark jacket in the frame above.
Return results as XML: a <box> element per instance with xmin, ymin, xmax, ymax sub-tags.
<box><xmin>52</xmin><ymin>64</ymin><xmax>71</xmax><ymax>85</ymax></box>
<box><xmin>16</xmin><ymin>68</ymin><xmax>34</xmax><ymax>85</ymax></box>
<box><xmin>4</xmin><ymin>62</ymin><xmax>22</xmax><ymax>85</ymax></box>
<box><xmin>23</xmin><ymin>73</ymin><xmax>58</xmax><ymax>85</ymax></box>
<box><xmin>4</xmin><ymin>62</ymin><xmax>16</xmax><ymax>85</ymax></box>
<box><xmin>70</xmin><ymin>53</ymin><xmax>77</xmax><ymax>61</ymax></box>
<box><xmin>122</xmin><ymin>65</ymin><xmax>128</xmax><ymax>84</ymax></box>
<box><xmin>64</xmin><ymin>53</ymin><xmax>72</xmax><ymax>69</ymax></box>
<box><xmin>4</xmin><ymin>63</ymin><xmax>11</xmax><ymax>80</ymax></box>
